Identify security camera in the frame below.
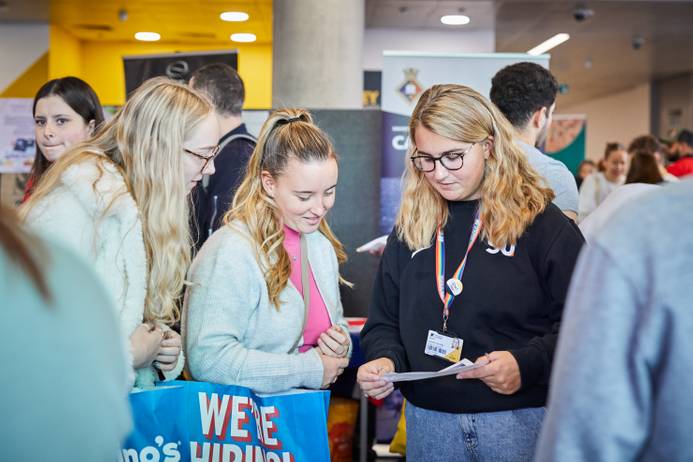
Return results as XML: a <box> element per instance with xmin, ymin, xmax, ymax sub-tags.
<box><xmin>573</xmin><ymin>6</ymin><xmax>594</xmax><ymax>22</ymax></box>
<box><xmin>632</xmin><ymin>35</ymin><xmax>645</xmax><ymax>50</ymax></box>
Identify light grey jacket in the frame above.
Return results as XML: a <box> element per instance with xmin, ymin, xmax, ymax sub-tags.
<box><xmin>536</xmin><ymin>179</ymin><xmax>693</xmax><ymax>461</ymax></box>
<box><xmin>183</xmin><ymin>220</ymin><xmax>350</xmax><ymax>393</ymax></box>
<box><xmin>518</xmin><ymin>140</ymin><xmax>579</xmax><ymax>215</ymax></box>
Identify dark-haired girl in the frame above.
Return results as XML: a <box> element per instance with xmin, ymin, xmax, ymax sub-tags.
<box><xmin>24</xmin><ymin>76</ymin><xmax>104</xmax><ymax>200</ymax></box>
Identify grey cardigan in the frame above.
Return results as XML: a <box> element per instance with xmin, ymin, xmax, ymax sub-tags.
<box><xmin>182</xmin><ymin>221</ymin><xmax>350</xmax><ymax>393</ymax></box>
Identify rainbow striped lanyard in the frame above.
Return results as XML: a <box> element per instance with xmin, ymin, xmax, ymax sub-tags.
<box><xmin>435</xmin><ymin>208</ymin><xmax>482</xmax><ymax>332</ymax></box>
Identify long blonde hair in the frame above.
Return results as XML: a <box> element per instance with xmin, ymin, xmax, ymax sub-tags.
<box><xmin>21</xmin><ymin>77</ymin><xmax>212</xmax><ymax>325</ymax></box>
<box><xmin>225</xmin><ymin>108</ymin><xmax>348</xmax><ymax>308</ymax></box>
<box><xmin>1</xmin><ymin>205</ymin><xmax>51</xmax><ymax>302</ymax></box>
<box><xmin>396</xmin><ymin>84</ymin><xmax>554</xmax><ymax>250</ymax></box>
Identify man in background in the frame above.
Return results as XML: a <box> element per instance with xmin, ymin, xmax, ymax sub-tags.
<box><xmin>666</xmin><ymin>129</ymin><xmax>693</xmax><ymax>178</ymax></box>
<box><xmin>491</xmin><ymin>62</ymin><xmax>579</xmax><ymax>221</ymax></box>
<box><xmin>190</xmin><ymin>63</ymin><xmax>256</xmax><ymax>250</ymax></box>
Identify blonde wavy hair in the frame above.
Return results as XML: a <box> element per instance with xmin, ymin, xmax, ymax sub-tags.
<box><xmin>396</xmin><ymin>84</ymin><xmax>554</xmax><ymax>250</ymax></box>
<box><xmin>225</xmin><ymin>108</ymin><xmax>348</xmax><ymax>309</ymax></box>
<box><xmin>21</xmin><ymin>77</ymin><xmax>212</xmax><ymax>325</ymax></box>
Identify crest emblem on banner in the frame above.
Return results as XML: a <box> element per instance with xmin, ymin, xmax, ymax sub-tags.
<box><xmin>397</xmin><ymin>68</ymin><xmax>423</xmax><ymax>104</ymax></box>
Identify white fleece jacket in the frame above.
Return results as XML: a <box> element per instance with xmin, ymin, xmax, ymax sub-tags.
<box><xmin>24</xmin><ymin>159</ymin><xmax>184</xmax><ymax>388</ymax></box>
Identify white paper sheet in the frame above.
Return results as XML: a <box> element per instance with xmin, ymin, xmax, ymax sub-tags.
<box><xmin>382</xmin><ymin>358</ymin><xmax>489</xmax><ymax>383</ymax></box>
<box><xmin>356</xmin><ymin>234</ymin><xmax>388</xmax><ymax>253</ymax></box>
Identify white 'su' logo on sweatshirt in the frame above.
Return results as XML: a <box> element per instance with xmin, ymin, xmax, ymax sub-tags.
<box><xmin>486</xmin><ymin>242</ymin><xmax>516</xmax><ymax>257</ymax></box>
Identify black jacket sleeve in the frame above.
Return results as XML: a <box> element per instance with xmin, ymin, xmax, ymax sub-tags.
<box><xmin>360</xmin><ymin>233</ymin><xmax>410</xmax><ymax>373</ymax></box>
<box><xmin>205</xmin><ymin>141</ymin><xmax>254</xmax><ymax>231</ymax></box>
<box><xmin>510</xmin><ymin>220</ymin><xmax>584</xmax><ymax>389</ymax></box>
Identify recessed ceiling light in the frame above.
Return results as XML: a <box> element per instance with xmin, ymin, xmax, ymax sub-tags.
<box><xmin>441</xmin><ymin>15</ymin><xmax>470</xmax><ymax>25</ymax></box>
<box><xmin>135</xmin><ymin>32</ymin><xmax>160</xmax><ymax>42</ymax></box>
<box><xmin>220</xmin><ymin>11</ymin><xmax>249</xmax><ymax>22</ymax></box>
<box><xmin>527</xmin><ymin>33</ymin><xmax>570</xmax><ymax>55</ymax></box>
<box><xmin>230</xmin><ymin>33</ymin><xmax>256</xmax><ymax>43</ymax></box>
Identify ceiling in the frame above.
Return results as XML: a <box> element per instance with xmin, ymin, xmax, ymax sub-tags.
<box><xmin>0</xmin><ymin>0</ymin><xmax>273</xmax><ymax>43</ymax></box>
<box><xmin>365</xmin><ymin>0</ymin><xmax>693</xmax><ymax>106</ymax></box>
<box><xmin>494</xmin><ymin>0</ymin><xmax>693</xmax><ymax>106</ymax></box>
<box><xmin>1</xmin><ymin>0</ymin><xmax>692</xmax><ymax>106</ymax></box>
<box><xmin>366</xmin><ymin>0</ymin><xmax>497</xmax><ymax>30</ymax></box>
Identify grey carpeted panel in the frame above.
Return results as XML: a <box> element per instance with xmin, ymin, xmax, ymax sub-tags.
<box><xmin>311</xmin><ymin>109</ymin><xmax>382</xmax><ymax>317</ymax></box>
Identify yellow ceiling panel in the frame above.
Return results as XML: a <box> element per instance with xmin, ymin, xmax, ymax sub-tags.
<box><xmin>49</xmin><ymin>0</ymin><xmax>272</xmax><ymax>43</ymax></box>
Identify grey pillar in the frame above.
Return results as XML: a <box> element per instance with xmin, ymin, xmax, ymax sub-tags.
<box><xmin>272</xmin><ymin>0</ymin><xmax>364</xmax><ymax>109</ymax></box>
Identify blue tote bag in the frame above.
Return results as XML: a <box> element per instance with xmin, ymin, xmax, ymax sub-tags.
<box><xmin>120</xmin><ymin>381</ymin><xmax>331</xmax><ymax>462</ymax></box>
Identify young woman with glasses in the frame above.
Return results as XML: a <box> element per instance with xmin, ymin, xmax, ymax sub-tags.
<box><xmin>183</xmin><ymin>108</ymin><xmax>352</xmax><ymax>393</ymax></box>
<box><xmin>21</xmin><ymin>77</ymin><xmax>219</xmax><ymax>389</ymax></box>
<box><xmin>357</xmin><ymin>84</ymin><xmax>584</xmax><ymax>461</ymax></box>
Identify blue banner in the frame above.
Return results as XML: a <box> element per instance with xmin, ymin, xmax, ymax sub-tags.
<box><xmin>120</xmin><ymin>381</ymin><xmax>331</xmax><ymax>462</ymax></box>
<box><xmin>380</xmin><ymin>111</ymin><xmax>411</xmax><ymax>233</ymax></box>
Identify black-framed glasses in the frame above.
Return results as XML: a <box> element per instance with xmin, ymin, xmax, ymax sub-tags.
<box><xmin>184</xmin><ymin>145</ymin><xmax>220</xmax><ymax>173</ymax></box>
<box><xmin>410</xmin><ymin>143</ymin><xmax>476</xmax><ymax>172</ymax></box>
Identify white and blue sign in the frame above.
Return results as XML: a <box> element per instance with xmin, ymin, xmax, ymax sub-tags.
<box><xmin>120</xmin><ymin>381</ymin><xmax>331</xmax><ymax>462</ymax></box>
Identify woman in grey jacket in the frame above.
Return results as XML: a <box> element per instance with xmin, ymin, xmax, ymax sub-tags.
<box><xmin>183</xmin><ymin>108</ymin><xmax>351</xmax><ymax>394</ymax></box>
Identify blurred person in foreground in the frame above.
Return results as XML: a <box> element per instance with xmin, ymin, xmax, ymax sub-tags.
<box><xmin>0</xmin><ymin>205</ymin><xmax>130</xmax><ymax>461</ymax></box>
<box><xmin>536</xmin><ymin>179</ymin><xmax>693</xmax><ymax>461</ymax></box>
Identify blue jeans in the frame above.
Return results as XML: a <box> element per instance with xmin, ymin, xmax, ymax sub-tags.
<box><xmin>405</xmin><ymin>401</ymin><xmax>545</xmax><ymax>461</ymax></box>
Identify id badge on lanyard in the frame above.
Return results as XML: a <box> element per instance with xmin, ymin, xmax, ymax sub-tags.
<box><xmin>424</xmin><ymin>329</ymin><xmax>463</xmax><ymax>363</ymax></box>
<box><xmin>423</xmin><ymin>208</ymin><xmax>481</xmax><ymax>363</ymax></box>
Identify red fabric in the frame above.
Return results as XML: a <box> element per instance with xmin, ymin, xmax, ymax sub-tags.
<box><xmin>22</xmin><ymin>176</ymin><xmax>35</xmax><ymax>203</ymax></box>
<box><xmin>667</xmin><ymin>157</ymin><xmax>693</xmax><ymax>178</ymax></box>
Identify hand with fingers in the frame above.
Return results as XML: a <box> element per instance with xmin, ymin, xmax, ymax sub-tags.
<box><xmin>319</xmin><ymin>353</ymin><xmax>349</xmax><ymax>388</ymax></box>
<box><xmin>317</xmin><ymin>325</ymin><xmax>350</xmax><ymax>358</ymax></box>
<box><xmin>456</xmin><ymin>351</ymin><xmax>521</xmax><ymax>395</ymax></box>
<box><xmin>357</xmin><ymin>357</ymin><xmax>395</xmax><ymax>400</ymax></box>
<box><xmin>154</xmin><ymin>329</ymin><xmax>182</xmax><ymax>372</ymax></box>
<box><xmin>368</xmin><ymin>245</ymin><xmax>386</xmax><ymax>257</ymax></box>
<box><xmin>130</xmin><ymin>323</ymin><xmax>164</xmax><ymax>369</ymax></box>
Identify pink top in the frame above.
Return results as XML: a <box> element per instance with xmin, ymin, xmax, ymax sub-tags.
<box><xmin>283</xmin><ymin>226</ymin><xmax>332</xmax><ymax>353</ymax></box>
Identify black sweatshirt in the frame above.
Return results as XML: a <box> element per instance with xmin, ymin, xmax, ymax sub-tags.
<box><xmin>361</xmin><ymin>200</ymin><xmax>584</xmax><ymax>413</ymax></box>
<box><xmin>191</xmin><ymin>124</ymin><xmax>256</xmax><ymax>251</ymax></box>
